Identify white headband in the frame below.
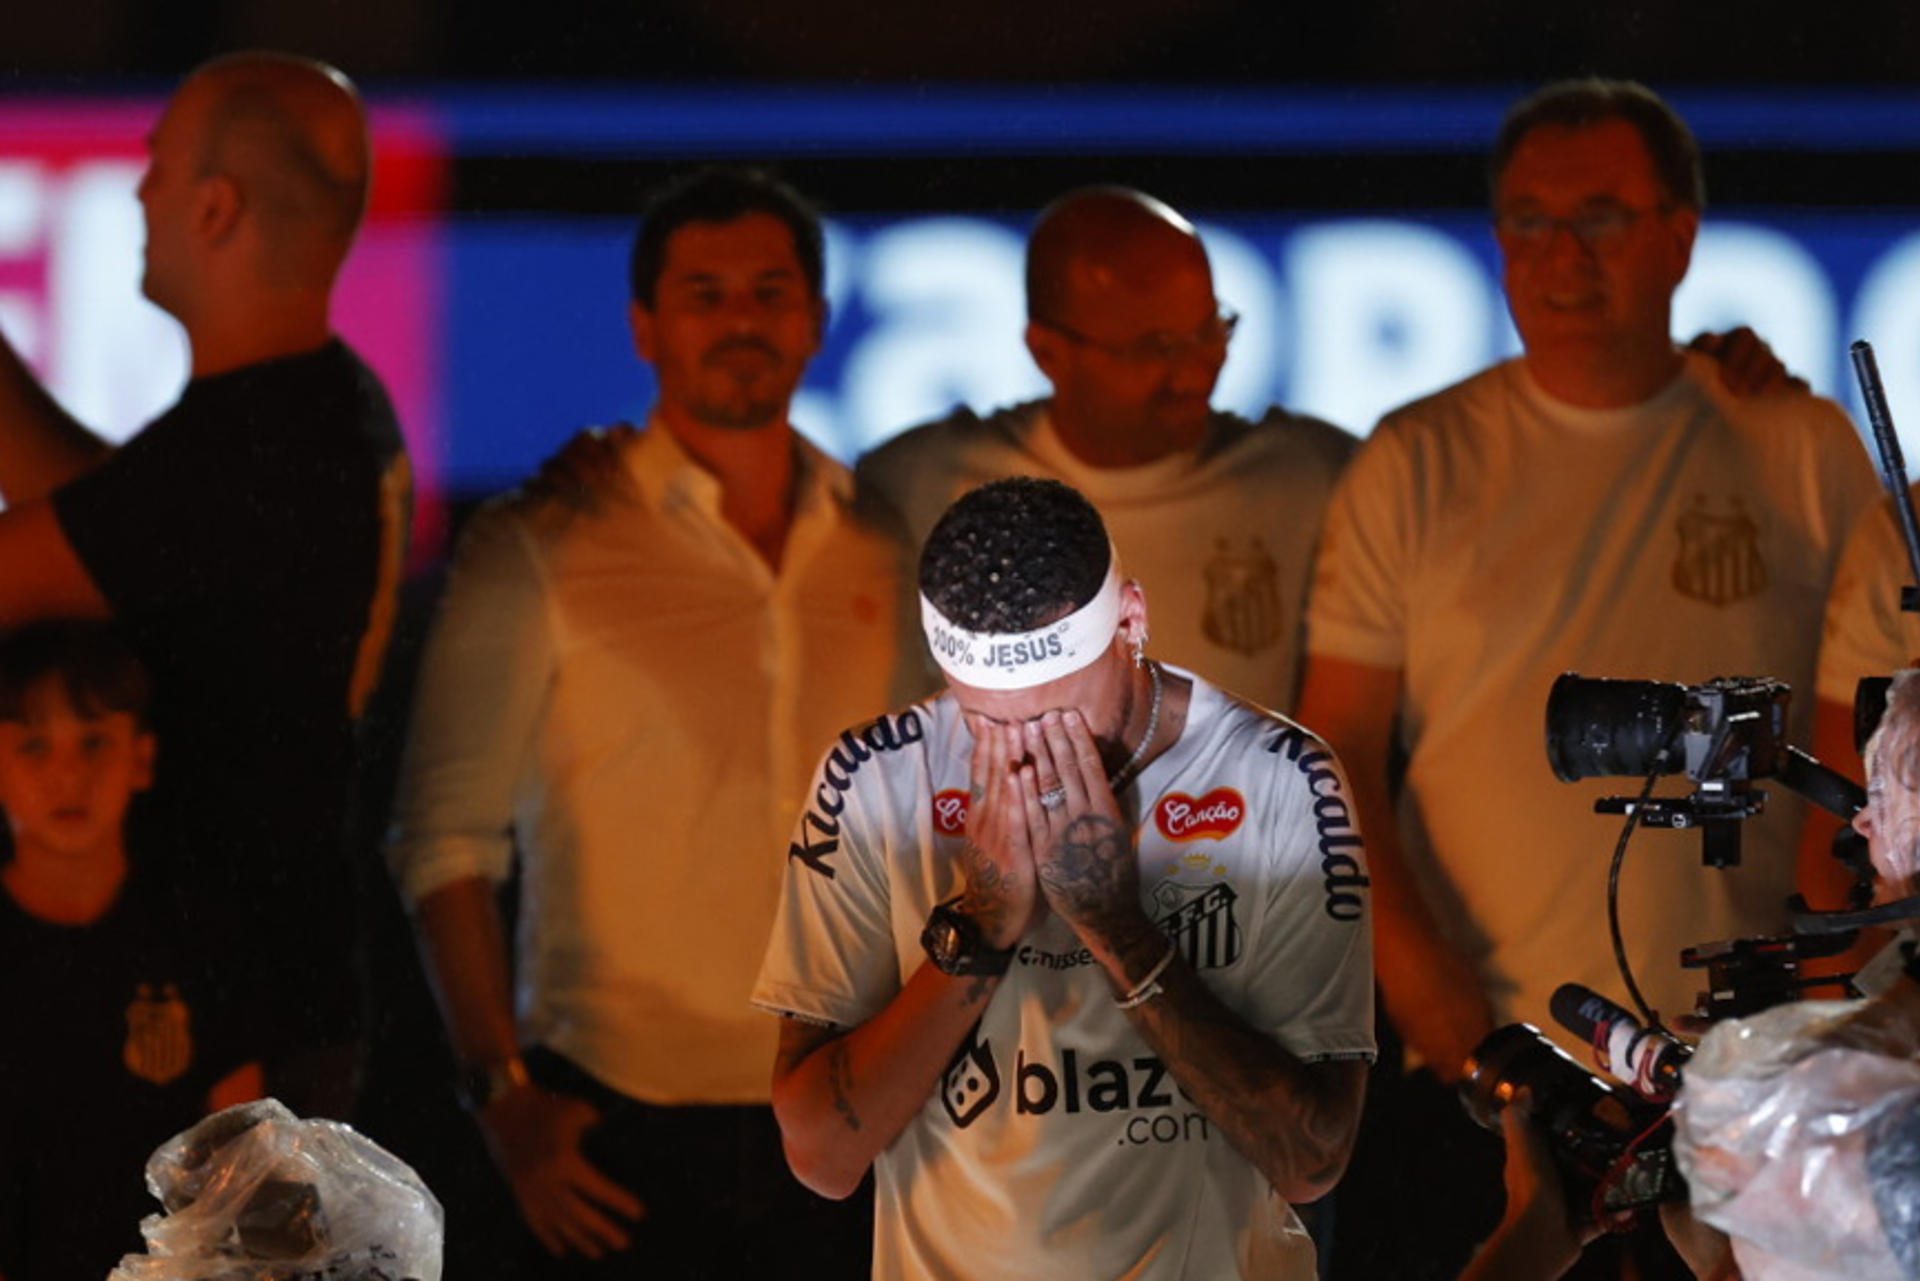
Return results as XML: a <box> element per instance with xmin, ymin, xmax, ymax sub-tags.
<box><xmin>920</xmin><ymin>555</ymin><xmax>1123</xmax><ymax>691</ymax></box>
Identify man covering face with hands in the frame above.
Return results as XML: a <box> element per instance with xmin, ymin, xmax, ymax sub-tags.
<box><xmin>755</xmin><ymin>476</ymin><xmax>1375</xmax><ymax>1281</ymax></box>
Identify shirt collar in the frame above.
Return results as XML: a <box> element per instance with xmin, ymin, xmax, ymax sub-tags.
<box><xmin>624</xmin><ymin>416</ymin><xmax>847</xmax><ymax>520</ymax></box>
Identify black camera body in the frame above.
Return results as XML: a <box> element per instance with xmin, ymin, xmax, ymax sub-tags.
<box><xmin>1462</xmin><ymin>1024</ymin><xmax>1685</xmax><ymax>1228</ymax></box>
<box><xmin>1493</xmin><ymin>670</ymin><xmax>1865</xmax><ymax>1229</ymax></box>
<box><xmin>1545</xmin><ymin>673</ymin><xmax>1790</xmax><ymax>787</ymax></box>
<box><xmin>1546</xmin><ymin>673</ymin><xmax>1804</xmax><ymax>872</ymax></box>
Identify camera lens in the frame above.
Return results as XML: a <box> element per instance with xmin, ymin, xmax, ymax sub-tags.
<box><xmin>1544</xmin><ymin>674</ymin><xmax>1687</xmax><ymax>783</ymax></box>
<box><xmin>1459</xmin><ymin>1023</ymin><xmax>1618</xmax><ymax>1131</ymax></box>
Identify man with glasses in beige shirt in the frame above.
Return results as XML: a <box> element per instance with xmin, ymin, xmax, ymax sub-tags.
<box><xmin>1299</xmin><ymin>79</ymin><xmax>1878</xmax><ymax>1280</ymax></box>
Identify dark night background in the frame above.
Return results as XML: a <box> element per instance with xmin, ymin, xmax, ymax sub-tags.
<box><xmin>9</xmin><ymin>0</ymin><xmax>1918</xmax><ymax>85</ymax></box>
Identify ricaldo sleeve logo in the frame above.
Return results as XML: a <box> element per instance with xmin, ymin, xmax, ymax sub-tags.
<box><xmin>1154</xmin><ymin>788</ymin><xmax>1246</xmax><ymax>841</ymax></box>
<box><xmin>932</xmin><ymin>789</ymin><xmax>970</xmax><ymax>836</ymax></box>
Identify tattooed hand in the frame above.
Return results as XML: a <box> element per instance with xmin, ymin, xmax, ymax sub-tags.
<box><xmin>1020</xmin><ymin>711</ymin><xmax>1151</xmax><ymax>947</ymax></box>
<box><xmin>955</xmin><ymin>719</ymin><xmax>1045</xmax><ymax>949</ymax></box>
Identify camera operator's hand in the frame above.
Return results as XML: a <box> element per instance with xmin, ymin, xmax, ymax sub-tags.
<box><xmin>1657</xmin><ymin>1199</ymin><xmax>1738</xmax><ymax>1281</ymax></box>
<box><xmin>478</xmin><ymin>1082</ymin><xmax>644</xmax><ymax>1259</ymax></box>
<box><xmin>1459</xmin><ymin>1096</ymin><xmax>1598</xmax><ymax>1281</ymax></box>
<box><xmin>954</xmin><ymin>720</ymin><xmax>1047</xmax><ymax>949</ymax></box>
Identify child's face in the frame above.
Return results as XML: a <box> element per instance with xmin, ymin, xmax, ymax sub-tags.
<box><xmin>0</xmin><ymin>679</ymin><xmax>155</xmax><ymax>863</ymax></box>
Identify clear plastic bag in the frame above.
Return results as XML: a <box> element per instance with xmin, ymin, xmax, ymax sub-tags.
<box><xmin>1674</xmin><ymin>999</ymin><xmax>1920</xmax><ymax>1281</ymax></box>
<box><xmin>108</xmin><ymin>1099</ymin><xmax>443</xmax><ymax>1281</ymax></box>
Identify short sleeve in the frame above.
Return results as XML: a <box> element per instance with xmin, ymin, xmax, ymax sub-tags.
<box><xmin>1819</xmin><ymin>493</ymin><xmax>1920</xmax><ymax>704</ymax></box>
<box><xmin>386</xmin><ymin>501</ymin><xmax>554</xmax><ymax>903</ymax></box>
<box><xmin>1305</xmin><ymin>420</ymin><xmax>1420</xmax><ymax>670</ymax></box>
<box><xmin>753</xmin><ymin>732</ymin><xmax>913</xmax><ymax>1029</ymax></box>
<box><xmin>1241</xmin><ymin>726</ymin><xmax>1376</xmax><ymax>1063</ymax></box>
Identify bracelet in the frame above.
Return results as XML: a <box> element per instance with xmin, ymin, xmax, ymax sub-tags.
<box><xmin>1116</xmin><ymin>941</ymin><xmax>1177</xmax><ymax>1010</ymax></box>
<box><xmin>454</xmin><ymin>1053</ymin><xmax>531</xmax><ymax>1113</ymax></box>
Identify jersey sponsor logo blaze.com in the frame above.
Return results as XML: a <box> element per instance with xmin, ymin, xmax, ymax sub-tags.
<box><xmin>939</xmin><ymin>1024</ymin><xmax>1212</xmax><ymax>1147</ymax></box>
<box><xmin>789</xmin><ymin>711</ymin><xmax>924</xmax><ymax>879</ymax></box>
<box><xmin>1154</xmin><ymin>787</ymin><xmax>1246</xmax><ymax>841</ymax></box>
<box><xmin>1264</xmin><ymin>725</ymin><xmax>1369</xmax><ymax>921</ymax></box>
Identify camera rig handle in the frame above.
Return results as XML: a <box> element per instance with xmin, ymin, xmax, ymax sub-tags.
<box><xmin>1589</xmin><ymin>747</ymin><xmax>1862</xmax><ymax>872</ymax></box>
<box><xmin>1593</xmin><ymin>786</ymin><xmax>1760</xmax><ymax>868</ymax></box>
<box><xmin>1849</xmin><ymin>340</ymin><xmax>1920</xmax><ymax>614</ymax></box>
<box><xmin>1780</xmin><ymin>744</ymin><xmax>1865</xmax><ymax>819</ymax></box>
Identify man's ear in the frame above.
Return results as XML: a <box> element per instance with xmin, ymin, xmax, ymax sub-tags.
<box><xmin>1026</xmin><ymin>321</ymin><xmax>1068</xmax><ymax>384</ymax></box>
<box><xmin>196</xmin><ymin>173</ymin><xmax>244</xmax><ymax>246</ymax></box>
<box><xmin>1118</xmin><ymin>579</ymin><xmax>1150</xmax><ymax>647</ymax></box>
<box><xmin>629</xmin><ymin>300</ymin><xmax>657</xmax><ymax>364</ymax></box>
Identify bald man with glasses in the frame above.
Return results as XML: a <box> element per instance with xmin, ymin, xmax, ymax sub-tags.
<box><xmin>856</xmin><ymin>186</ymin><xmax>1357</xmax><ymax>717</ymax></box>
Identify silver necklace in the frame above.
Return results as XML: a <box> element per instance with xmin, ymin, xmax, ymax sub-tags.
<box><xmin>1110</xmin><ymin>659</ymin><xmax>1163</xmax><ymax>793</ymax></box>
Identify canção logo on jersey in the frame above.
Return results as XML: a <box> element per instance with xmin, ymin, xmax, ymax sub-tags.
<box><xmin>932</xmin><ymin>788</ymin><xmax>969</xmax><ymax>836</ymax></box>
<box><xmin>1154</xmin><ymin>788</ymin><xmax>1246</xmax><ymax>842</ymax></box>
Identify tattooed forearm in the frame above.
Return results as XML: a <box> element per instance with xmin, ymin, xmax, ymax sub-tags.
<box><xmin>1039</xmin><ymin>815</ymin><xmax>1138</xmax><ymax>928</ymax></box>
<box><xmin>956</xmin><ymin>839</ymin><xmax>1015</xmax><ymax>936</ymax></box>
<box><xmin>827</xmin><ymin>1040</ymin><xmax>861</xmax><ymax>1132</ymax></box>
<box><xmin>1125</xmin><ymin>959</ymin><xmax>1364</xmax><ymax>1199</ymax></box>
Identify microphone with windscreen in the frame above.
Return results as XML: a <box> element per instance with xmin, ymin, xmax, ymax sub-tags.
<box><xmin>1550</xmin><ymin>982</ymin><xmax>1692</xmax><ymax>1103</ymax></box>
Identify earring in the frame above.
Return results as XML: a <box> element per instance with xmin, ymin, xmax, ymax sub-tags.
<box><xmin>1132</xmin><ymin>634</ymin><xmax>1149</xmax><ymax>668</ymax></box>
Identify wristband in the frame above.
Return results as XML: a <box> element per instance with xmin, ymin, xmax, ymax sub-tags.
<box><xmin>1116</xmin><ymin>941</ymin><xmax>1177</xmax><ymax>1010</ymax></box>
<box><xmin>455</xmin><ymin>1053</ymin><xmax>531</xmax><ymax>1112</ymax></box>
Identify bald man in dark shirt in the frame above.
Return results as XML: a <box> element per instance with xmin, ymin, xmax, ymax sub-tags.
<box><xmin>0</xmin><ymin>53</ymin><xmax>412</xmax><ymax>1119</ymax></box>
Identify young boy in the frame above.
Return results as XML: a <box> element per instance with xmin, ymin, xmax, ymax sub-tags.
<box><xmin>0</xmin><ymin>622</ymin><xmax>261</xmax><ymax>1281</ymax></box>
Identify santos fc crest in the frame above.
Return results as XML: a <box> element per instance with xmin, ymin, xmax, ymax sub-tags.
<box><xmin>1202</xmin><ymin>538</ymin><xmax>1282</xmax><ymax>656</ymax></box>
<box><xmin>1672</xmin><ymin>494</ymin><xmax>1766</xmax><ymax>607</ymax></box>
<box><xmin>1150</xmin><ymin>856</ymin><xmax>1243</xmax><ymax>971</ymax></box>
<box><xmin>124</xmin><ymin>982</ymin><xmax>193</xmax><ymax>1086</ymax></box>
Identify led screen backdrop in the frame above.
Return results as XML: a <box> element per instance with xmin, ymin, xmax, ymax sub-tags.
<box><xmin>5</xmin><ymin>85</ymin><xmax>1920</xmax><ymax>557</ymax></box>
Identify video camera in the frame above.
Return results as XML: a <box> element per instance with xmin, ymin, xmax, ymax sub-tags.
<box><xmin>1464</xmin><ymin>663</ymin><xmax>1871</xmax><ymax>1229</ymax></box>
<box><xmin>1461</xmin><ymin>985</ymin><xmax>1689</xmax><ymax>1227</ymax></box>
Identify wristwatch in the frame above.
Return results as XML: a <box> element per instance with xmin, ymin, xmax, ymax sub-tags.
<box><xmin>921</xmin><ymin>900</ymin><xmax>1015</xmax><ymax>977</ymax></box>
<box><xmin>454</xmin><ymin>1054</ymin><xmax>531</xmax><ymax>1113</ymax></box>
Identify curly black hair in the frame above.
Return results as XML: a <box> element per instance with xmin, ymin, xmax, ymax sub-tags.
<box><xmin>919</xmin><ymin>477</ymin><xmax>1112</xmax><ymax>634</ymax></box>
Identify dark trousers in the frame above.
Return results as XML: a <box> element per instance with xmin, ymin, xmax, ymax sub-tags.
<box><xmin>523</xmin><ymin>1048</ymin><xmax>873</xmax><ymax>1280</ymax></box>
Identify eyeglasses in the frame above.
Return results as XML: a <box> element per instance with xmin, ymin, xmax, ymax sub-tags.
<box><xmin>1039</xmin><ymin>308</ymin><xmax>1239</xmax><ymax>366</ymax></box>
<box><xmin>1495</xmin><ymin>202</ymin><xmax>1673</xmax><ymax>253</ymax></box>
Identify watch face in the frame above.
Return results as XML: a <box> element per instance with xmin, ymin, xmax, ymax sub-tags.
<box><xmin>925</xmin><ymin>917</ymin><xmax>966</xmax><ymax>972</ymax></box>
